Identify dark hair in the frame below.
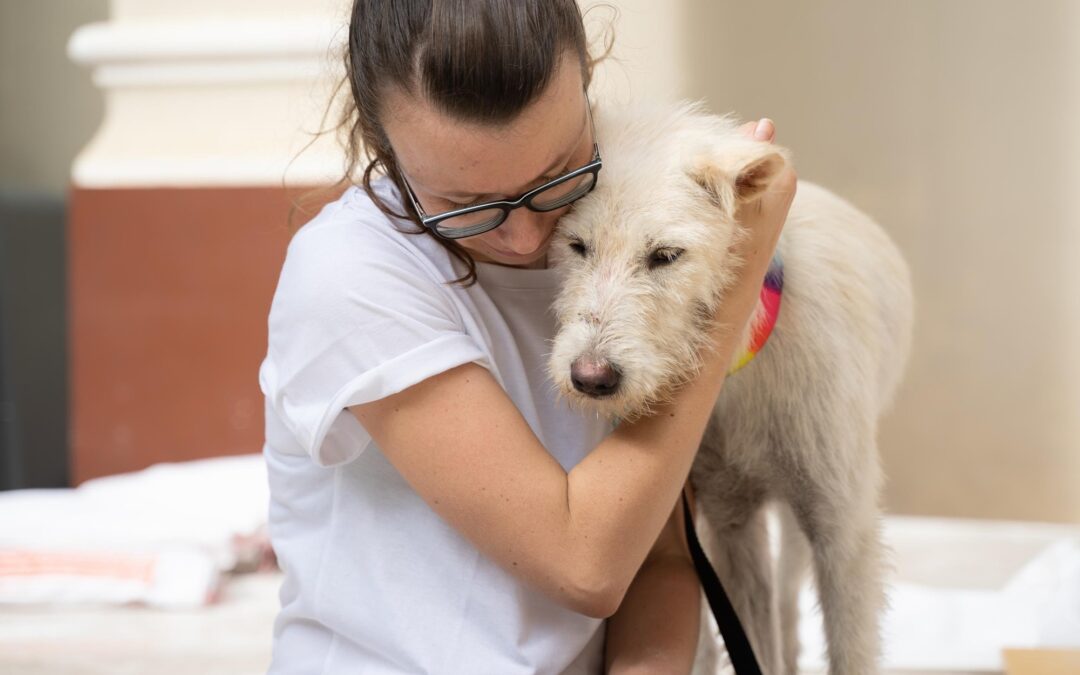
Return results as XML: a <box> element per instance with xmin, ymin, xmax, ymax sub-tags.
<box><xmin>305</xmin><ymin>0</ymin><xmax>610</xmax><ymax>285</ymax></box>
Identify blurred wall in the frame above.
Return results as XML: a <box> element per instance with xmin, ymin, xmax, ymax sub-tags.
<box><xmin>0</xmin><ymin>0</ymin><xmax>107</xmax><ymax>197</ymax></box>
<box><xmin>0</xmin><ymin>0</ymin><xmax>107</xmax><ymax>489</ymax></box>
<box><xmin>679</xmin><ymin>0</ymin><xmax>1080</xmax><ymax>523</ymax></box>
<box><xmin>63</xmin><ymin>0</ymin><xmax>345</xmax><ymax>482</ymax></box>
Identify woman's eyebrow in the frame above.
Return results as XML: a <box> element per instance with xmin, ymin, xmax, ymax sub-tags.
<box><xmin>441</xmin><ymin>112</ymin><xmax>589</xmax><ymax>201</ymax></box>
<box><xmin>442</xmin><ymin>149</ymin><xmax>574</xmax><ymax>202</ymax></box>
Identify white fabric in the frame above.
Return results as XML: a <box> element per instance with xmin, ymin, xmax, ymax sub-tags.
<box><xmin>0</xmin><ymin>454</ymin><xmax>270</xmax><ymax>608</ymax></box>
<box><xmin>796</xmin><ymin>519</ymin><xmax>1080</xmax><ymax>672</ymax></box>
<box><xmin>259</xmin><ymin>182</ymin><xmax>612</xmax><ymax>674</ymax></box>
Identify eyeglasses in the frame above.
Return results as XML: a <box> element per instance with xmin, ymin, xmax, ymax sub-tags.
<box><xmin>398</xmin><ymin>92</ymin><xmax>602</xmax><ymax>240</ymax></box>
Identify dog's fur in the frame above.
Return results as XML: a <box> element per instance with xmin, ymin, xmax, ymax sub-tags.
<box><xmin>547</xmin><ymin>104</ymin><xmax>914</xmax><ymax>674</ymax></box>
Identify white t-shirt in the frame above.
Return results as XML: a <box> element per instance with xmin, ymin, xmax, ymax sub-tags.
<box><xmin>259</xmin><ymin>181</ymin><xmax>612</xmax><ymax>674</ymax></box>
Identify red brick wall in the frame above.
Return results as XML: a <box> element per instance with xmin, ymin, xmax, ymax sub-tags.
<box><xmin>67</xmin><ymin>187</ymin><xmax>307</xmax><ymax>483</ymax></box>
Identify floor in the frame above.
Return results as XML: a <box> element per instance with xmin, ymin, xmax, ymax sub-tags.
<box><xmin>2</xmin><ymin>515</ymin><xmax>1078</xmax><ymax>674</ymax></box>
<box><xmin>0</xmin><ymin>573</ymin><xmax>278</xmax><ymax>675</ymax></box>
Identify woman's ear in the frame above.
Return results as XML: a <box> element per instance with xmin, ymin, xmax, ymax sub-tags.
<box><xmin>688</xmin><ymin>140</ymin><xmax>790</xmax><ymax>212</ymax></box>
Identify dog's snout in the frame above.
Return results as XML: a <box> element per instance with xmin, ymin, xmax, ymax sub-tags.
<box><xmin>570</xmin><ymin>357</ymin><xmax>621</xmax><ymax>398</ymax></box>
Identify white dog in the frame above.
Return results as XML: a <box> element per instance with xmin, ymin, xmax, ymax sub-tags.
<box><xmin>547</xmin><ymin>104</ymin><xmax>914</xmax><ymax>674</ymax></box>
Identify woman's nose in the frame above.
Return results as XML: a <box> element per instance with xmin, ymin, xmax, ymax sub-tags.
<box><xmin>498</xmin><ymin>209</ymin><xmax>553</xmax><ymax>254</ymax></box>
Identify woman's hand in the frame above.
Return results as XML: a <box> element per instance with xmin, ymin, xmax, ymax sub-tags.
<box><xmin>701</xmin><ymin>118</ymin><xmax>797</xmax><ymax>362</ymax></box>
<box><xmin>732</xmin><ymin>117</ymin><xmax>797</xmax><ymax>290</ymax></box>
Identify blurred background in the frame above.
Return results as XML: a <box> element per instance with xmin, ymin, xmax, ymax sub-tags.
<box><xmin>0</xmin><ymin>0</ymin><xmax>1077</xmax><ymax>673</ymax></box>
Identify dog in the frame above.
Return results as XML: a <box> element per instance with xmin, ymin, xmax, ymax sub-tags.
<box><xmin>547</xmin><ymin>103</ymin><xmax>913</xmax><ymax>674</ymax></box>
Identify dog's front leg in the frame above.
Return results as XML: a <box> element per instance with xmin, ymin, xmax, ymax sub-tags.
<box><xmin>697</xmin><ymin>501</ymin><xmax>781</xmax><ymax>674</ymax></box>
<box><xmin>776</xmin><ymin>502</ymin><xmax>811</xmax><ymax>675</ymax></box>
<box><xmin>792</xmin><ymin>452</ymin><xmax>886</xmax><ymax>675</ymax></box>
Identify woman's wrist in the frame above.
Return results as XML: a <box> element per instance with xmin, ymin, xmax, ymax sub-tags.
<box><xmin>702</xmin><ymin>119</ymin><xmax>797</xmax><ymax>372</ymax></box>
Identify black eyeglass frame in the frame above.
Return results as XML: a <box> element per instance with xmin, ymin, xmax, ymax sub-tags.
<box><xmin>398</xmin><ymin>92</ymin><xmax>602</xmax><ymax>240</ymax></box>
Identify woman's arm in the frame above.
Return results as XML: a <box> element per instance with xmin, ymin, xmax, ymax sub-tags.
<box><xmin>605</xmin><ymin>484</ymin><xmax>700</xmax><ymax>674</ymax></box>
<box><xmin>349</xmin><ymin>280</ymin><xmax>754</xmax><ymax>618</ymax></box>
<box><xmin>349</xmin><ymin>337</ymin><xmax>726</xmax><ymax>618</ymax></box>
<box><xmin>350</xmin><ymin>123</ymin><xmax>794</xmax><ymax>618</ymax></box>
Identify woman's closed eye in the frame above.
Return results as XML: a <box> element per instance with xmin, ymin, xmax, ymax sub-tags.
<box><xmin>447</xmin><ymin>198</ymin><xmax>481</xmax><ymax>209</ymax></box>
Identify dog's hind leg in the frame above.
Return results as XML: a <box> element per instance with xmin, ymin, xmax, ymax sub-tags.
<box><xmin>776</xmin><ymin>502</ymin><xmax>811</xmax><ymax>675</ymax></box>
<box><xmin>696</xmin><ymin>496</ymin><xmax>781</xmax><ymax>674</ymax></box>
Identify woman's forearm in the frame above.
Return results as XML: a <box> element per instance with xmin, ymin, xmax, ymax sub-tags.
<box><xmin>565</xmin><ymin>354</ymin><xmax>727</xmax><ymax>609</ymax></box>
<box><xmin>606</xmin><ymin>553</ymin><xmax>701</xmax><ymax>674</ymax></box>
<box><xmin>606</xmin><ymin>484</ymin><xmax>701</xmax><ymax>673</ymax></box>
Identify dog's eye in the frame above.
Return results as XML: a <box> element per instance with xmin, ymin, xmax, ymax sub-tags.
<box><xmin>648</xmin><ymin>247</ymin><xmax>684</xmax><ymax>269</ymax></box>
<box><xmin>568</xmin><ymin>238</ymin><xmax>588</xmax><ymax>257</ymax></box>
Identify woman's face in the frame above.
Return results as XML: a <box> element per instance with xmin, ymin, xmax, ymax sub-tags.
<box><xmin>382</xmin><ymin>52</ymin><xmax>592</xmax><ymax>269</ymax></box>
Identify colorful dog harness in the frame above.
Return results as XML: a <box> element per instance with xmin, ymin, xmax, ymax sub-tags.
<box><xmin>728</xmin><ymin>254</ymin><xmax>784</xmax><ymax>375</ymax></box>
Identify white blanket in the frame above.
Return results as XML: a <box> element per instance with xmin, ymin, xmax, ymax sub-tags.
<box><xmin>0</xmin><ymin>454</ymin><xmax>270</xmax><ymax>608</ymax></box>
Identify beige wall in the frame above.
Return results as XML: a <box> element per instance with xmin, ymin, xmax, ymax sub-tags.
<box><xmin>0</xmin><ymin>0</ymin><xmax>107</xmax><ymax>197</ymax></box>
<box><xmin>681</xmin><ymin>0</ymin><xmax>1080</xmax><ymax>523</ymax></box>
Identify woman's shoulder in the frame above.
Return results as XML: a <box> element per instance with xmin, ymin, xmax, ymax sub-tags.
<box><xmin>269</xmin><ymin>180</ymin><xmax>469</xmax><ymax>332</ymax></box>
<box><xmin>289</xmin><ymin>182</ymin><xmax>441</xmax><ymax>265</ymax></box>
<box><xmin>281</xmin><ymin>180</ymin><xmax>463</xmax><ymax>292</ymax></box>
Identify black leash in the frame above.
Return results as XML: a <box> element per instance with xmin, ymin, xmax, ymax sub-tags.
<box><xmin>681</xmin><ymin>490</ymin><xmax>762</xmax><ymax>675</ymax></box>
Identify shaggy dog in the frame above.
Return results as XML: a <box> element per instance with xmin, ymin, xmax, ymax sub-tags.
<box><xmin>547</xmin><ymin>104</ymin><xmax>914</xmax><ymax>674</ymax></box>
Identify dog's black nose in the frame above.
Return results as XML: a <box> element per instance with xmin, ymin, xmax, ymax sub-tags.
<box><xmin>571</xmin><ymin>357</ymin><xmax>621</xmax><ymax>398</ymax></box>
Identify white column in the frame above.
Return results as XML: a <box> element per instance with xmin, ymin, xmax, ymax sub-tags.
<box><xmin>67</xmin><ymin>0</ymin><xmax>350</xmax><ymax>188</ymax></box>
<box><xmin>70</xmin><ymin>1</ymin><xmax>692</xmax><ymax>189</ymax></box>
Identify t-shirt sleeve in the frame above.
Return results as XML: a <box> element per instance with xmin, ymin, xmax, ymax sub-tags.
<box><xmin>260</xmin><ymin>219</ymin><xmax>489</xmax><ymax>467</ymax></box>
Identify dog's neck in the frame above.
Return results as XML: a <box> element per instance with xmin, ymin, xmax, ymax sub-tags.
<box><xmin>728</xmin><ymin>254</ymin><xmax>784</xmax><ymax>375</ymax></box>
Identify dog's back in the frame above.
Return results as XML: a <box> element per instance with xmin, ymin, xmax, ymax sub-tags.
<box><xmin>773</xmin><ymin>181</ymin><xmax>912</xmax><ymax>410</ymax></box>
<box><xmin>713</xmin><ymin>178</ymin><xmax>914</xmax><ymax>447</ymax></box>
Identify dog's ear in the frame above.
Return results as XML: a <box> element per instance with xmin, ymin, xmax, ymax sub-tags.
<box><xmin>688</xmin><ymin>141</ymin><xmax>789</xmax><ymax>213</ymax></box>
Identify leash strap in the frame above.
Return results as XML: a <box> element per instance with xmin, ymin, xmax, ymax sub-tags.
<box><xmin>681</xmin><ymin>490</ymin><xmax>762</xmax><ymax>675</ymax></box>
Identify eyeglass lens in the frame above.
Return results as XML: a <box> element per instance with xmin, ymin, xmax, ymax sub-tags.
<box><xmin>433</xmin><ymin>172</ymin><xmax>596</xmax><ymax>238</ymax></box>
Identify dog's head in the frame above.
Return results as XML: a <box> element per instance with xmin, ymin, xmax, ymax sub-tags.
<box><xmin>548</xmin><ymin>104</ymin><xmax>789</xmax><ymax>420</ymax></box>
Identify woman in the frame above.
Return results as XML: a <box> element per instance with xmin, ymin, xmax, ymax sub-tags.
<box><xmin>260</xmin><ymin>1</ymin><xmax>796</xmax><ymax>672</ymax></box>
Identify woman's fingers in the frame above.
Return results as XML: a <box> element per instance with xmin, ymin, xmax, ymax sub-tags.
<box><xmin>739</xmin><ymin>118</ymin><xmax>776</xmax><ymax>142</ymax></box>
<box><xmin>731</xmin><ymin>116</ymin><xmax>796</xmax><ymax>273</ymax></box>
